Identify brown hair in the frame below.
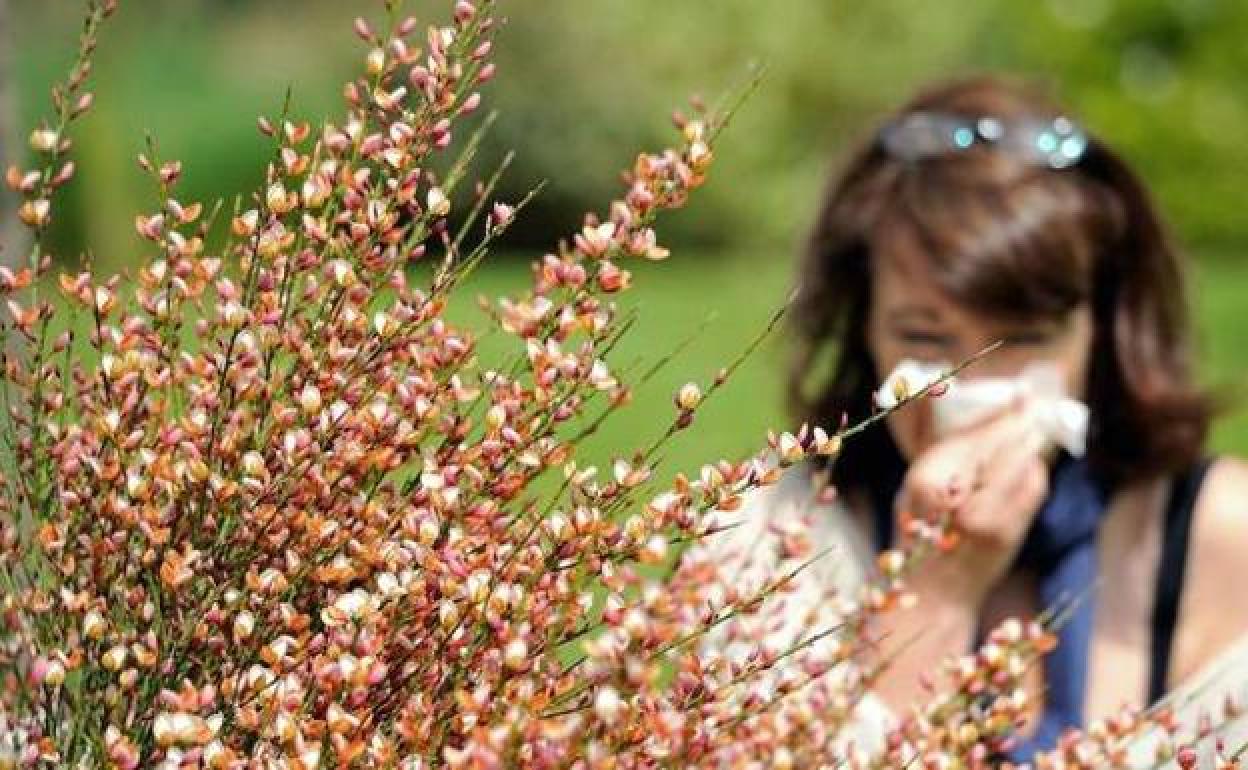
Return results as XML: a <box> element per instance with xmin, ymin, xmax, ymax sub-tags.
<box><xmin>790</xmin><ymin>75</ymin><xmax>1213</xmax><ymax>491</ymax></box>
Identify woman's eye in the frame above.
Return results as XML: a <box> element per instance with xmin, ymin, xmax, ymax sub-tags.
<box><xmin>895</xmin><ymin>329</ymin><xmax>953</xmax><ymax>347</ymax></box>
<box><xmin>1001</xmin><ymin>330</ymin><xmax>1055</xmax><ymax>347</ymax></box>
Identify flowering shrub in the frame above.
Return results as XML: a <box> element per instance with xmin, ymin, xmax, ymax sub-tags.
<box><xmin>0</xmin><ymin>2</ymin><xmax>1242</xmax><ymax>769</ymax></box>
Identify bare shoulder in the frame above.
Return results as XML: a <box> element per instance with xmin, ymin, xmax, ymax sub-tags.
<box><xmin>1185</xmin><ymin>456</ymin><xmax>1248</xmax><ymax>603</ymax></box>
<box><xmin>1173</xmin><ymin>456</ymin><xmax>1248</xmax><ymax>684</ymax></box>
<box><xmin>1191</xmin><ymin>456</ymin><xmax>1248</xmax><ymax>552</ymax></box>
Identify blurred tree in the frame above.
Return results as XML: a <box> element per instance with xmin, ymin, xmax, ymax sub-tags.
<box><xmin>0</xmin><ymin>0</ymin><xmax>20</xmax><ymax>269</ymax></box>
<box><xmin>9</xmin><ymin>0</ymin><xmax>1248</xmax><ymax>264</ymax></box>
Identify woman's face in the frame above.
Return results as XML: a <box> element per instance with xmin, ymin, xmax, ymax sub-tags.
<box><xmin>865</xmin><ymin>255</ymin><xmax>1094</xmax><ymax>461</ymax></box>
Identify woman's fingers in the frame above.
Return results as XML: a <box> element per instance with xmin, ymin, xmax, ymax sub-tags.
<box><xmin>954</xmin><ymin>414</ymin><xmax>1050</xmax><ymax>542</ymax></box>
<box><xmin>899</xmin><ymin>447</ymin><xmax>969</xmax><ymax>518</ymax></box>
<box><xmin>955</xmin><ymin>439</ymin><xmax>1048</xmax><ymax>538</ymax></box>
<box><xmin>901</xmin><ymin>402</ymin><xmax>1046</xmax><ymax>529</ymax></box>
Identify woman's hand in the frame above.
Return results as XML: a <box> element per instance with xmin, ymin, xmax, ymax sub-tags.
<box><xmin>868</xmin><ymin>397</ymin><xmax>1050</xmax><ymax>716</ymax></box>
<box><xmin>895</xmin><ymin>396</ymin><xmax>1050</xmax><ymax>609</ymax></box>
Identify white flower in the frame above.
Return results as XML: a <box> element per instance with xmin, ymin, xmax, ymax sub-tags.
<box><xmin>874</xmin><ymin>359</ymin><xmax>947</xmax><ymax>409</ymax></box>
<box><xmin>504</xmin><ymin>638</ymin><xmax>528</xmax><ymax>670</ymax></box>
<box><xmin>594</xmin><ymin>686</ymin><xmax>624</xmax><ymax>725</ymax></box>
<box><xmin>426</xmin><ymin>187</ymin><xmax>451</xmax><ymax>218</ymax></box>
<box><xmin>675</xmin><ymin>382</ymin><xmax>702</xmax><ymax>411</ymax></box>
<box><xmin>152</xmin><ymin>712</ymin><xmax>214</xmax><ymax>747</ymax></box>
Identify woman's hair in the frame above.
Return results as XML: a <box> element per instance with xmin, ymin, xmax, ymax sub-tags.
<box><xmin>791</xmin><ymin>74</ymin><xmax>1213</xmax><ymax>491</ymax></box>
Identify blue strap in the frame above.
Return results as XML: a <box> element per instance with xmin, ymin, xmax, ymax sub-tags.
<box><xmin>1004</xmin><ymin>455</ymin><xmax>1108</xmax><ymax>760</ymax></box>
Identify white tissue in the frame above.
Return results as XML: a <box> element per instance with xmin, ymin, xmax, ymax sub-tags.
<box><xmin>874</xmin><ymin>358</ymin><xmax>1089</xmax><ymax>456</ymax></box>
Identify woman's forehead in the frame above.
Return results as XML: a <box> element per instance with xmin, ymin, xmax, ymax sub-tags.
<box><xmin>870</xmin><ymin>253</ymin><xmax>953</xmax><ymax>310</ymax></box>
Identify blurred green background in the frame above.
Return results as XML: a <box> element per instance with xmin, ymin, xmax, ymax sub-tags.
<box><xmin>6</xmin><ymin>0</ymin><xmax>1248</xmax><ymax>473</ymax></box>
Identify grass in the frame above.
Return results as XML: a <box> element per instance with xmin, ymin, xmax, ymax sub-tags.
<box><xmin>1190</xmin><ymin>254</ymin><xmax>1248</xmax><ymax>454</ymax></box>
<box><xmin>438</xmin><ymin>252</ymin><xmax>794</xmax><ymax>483</ymax></box>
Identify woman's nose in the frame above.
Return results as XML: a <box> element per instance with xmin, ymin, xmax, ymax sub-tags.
<box><xmin>949</xmin><ymin>339</ymin><xmax>1024</xmax><ymax>379</ymax></box>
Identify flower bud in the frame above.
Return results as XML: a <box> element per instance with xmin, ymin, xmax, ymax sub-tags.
<box><xmin>44</xmin><ymin>659</ymin><xmax>66</xmax><ymax>687</ymax></box>
<box><xmin>1177</xmin><ymin>747</ymin><xmax>1198</xmax><ymax>770</ymax></box>
<box><xmin>682</xmin><ymin>120</ymin><xmax>706</xmax><ymax>143</ymax></box>
<box><xmin>265</xmin><ymin>183</ymin><xmax>292</xmax><ymax>214</ymax></box>
<box><xmin>376</xmin><ymin>572</ymin><xmax>401</xmax><ymax>598</ymax></box>
<box><xmin>298</xmin><ymin>384</ymin><xmax>323</xmax><ymax>416</ymax></box>
<box><xmin>876</xmin><ymin>549</ymin><xmax>905</xmax><ymax>578</ymax></box>
<box><xmin>418</xmin><ymin>515</ymin><xmax>440</xmax><ymax>545</ymax></box>
<box><xmin>489</xmin><ymin>202</ymin><xmax>514</xmax><ymax>229</ymax></box>
<box><xmin>458</xmin><ymin>92</ymin><xmax>482</xmax><ymax>115</ymax></box>
<box><xmin>329</xmin><ymin>259</ymin><xmax>357</xmax><ymax>288</ymax></box>
<box><xmin>7</xmin><ymin>167</ymin><xmax>40</xmax><ymax>193</ymax></box>
<box><xmin>153</xmin><ymin>712</ymin><xmax>212</xmax><ymax>747</ymax></box>
<box><xmin>777</xmin><ymin>432</ymin><xmax>804</xmax><ymax>463</ymax></box>
<box><xmin>503</xmin><ymin>638</ymin><xmax>528</xmax><ymax>671</ymax></box>
<box><xmin>891</xmin><ymin>375</ymin><xmax>910</xmax><ymax>404</ymax></box>
<box><xmin>688</xmin><ymin>140</ymin><xmax>712</xmax><ymax>169</ymax></box>
<box><xmin>302</xmin><ymin>176</ymin><xmax>330</xmax><ymax>209</ymax></box>
<box><xmin>596</xmin><ymin>261</ymin><xmax>629</xmax><ymax>293</ymax></box>
<box><xmin>464</xmin><ymin>570</ymin><xmax>490</xmax><ymax>603</ymax></box>
<box><xmin>812</xmin><ymin>426</ymin><xmax>842</xmax><ymax>457</ymax></box>
<box><xmin>639</xmin><ymin>534</ymin><xmax>668</xmax><ymax>565</ymax></box>
<box><xmin>674</xmin><ymin>383</ymin><xmax>701</xmax><ymax>411</ymax></box>
<box><xmin>233</xmin><ymin>611</ymin><xmax>255</xmax><ymax>642</ymax></box>
<box><xmin>409</xmin><ymin>65</ymin><xmax>432</xmax><ymax>89</ymax></box>
<box><xmin>774</xmin><ymin>748</ymin><xmax>795</xmax><ymax>770</ymax></box>
<box><xmin>366</xmin><ymin>48</ymin><xmax>386</xmax><ymax>76</ymax></box>
<box><xmin>485</xmin><ymin>404</ymin><xmax>506</xmax><ymax>431</ymax></box>
<box><xmin>18</xmin><ymin>199</ymin><xmax>51</xmax><ymax>228</ymax></box>
<box><xmin>102</xmin><ymin>645</ymin><xmax>128</xmax><ymax>672</ymax></box>
<box><xmin>545</xmin><ymin>512</ymin><xmax>571</xmax><ymax>543</ymax></box>
<box><xmin>232</xmin><ymin>209</ymin><xmax>259</xmax><ymax>237</ymax></box>
<box><xmin>594</xmin><ymin>686</ymin><xmax>624</xmax><ymax>725</ymax></box>
<box><xmin>438</xmin><ymin>599</ymin><xmax>459</xmax><ymax>630</ymax></box>
<box><xmin>83</xmin><ymin>610</ymin><xmax>108</xmax><ymax>640</ymax></box>
<box><xmin>203</xmin><ymin>741</ymin><xmax>227</xmax><ymax>768</ymax></box>
<box><xmin>326</xmin><ymin>703</ymin><xmax>357</xmax><ymax>736</ymax></box>
<box><xmin>373</xmin><ymin>310</ymin><xmax>398</xmax><ymax>337</ymax></box>
<box><xmin>241</xmin><ymin>451</ymin><xmax>267</xmax><ymax>479</ymax></box>
<box><xmin>30</xmin><ymin>657</ymin><xmax>64</xmax><ymax>687</ymax></box>
<box><xmin>74</xmin><ymin>92</ymin><xmax>95</xmax><ymax>117</ymax></box>
<box><xmin>426</xmin><ymin>187</ymin><xmax>450</xmax><ymax>218</ymax></box>
<box><xmin>52</xmin><ymin>160</ymin><xmax>76</xmax><ymax>187</ymax></box>
<box><xmin>94</xmin><ymin>286</ymin><xmax>116</xmax><ymax>315</ymax></box>
<box><xmin>159</xmin><ymin>161</ymin><xmax>182</xmax><ymax>185</ymax></box>
<box><xmin>29</xmin><ymin>128</ymin><xmax>59</xmax><ymax>153</ymax></box>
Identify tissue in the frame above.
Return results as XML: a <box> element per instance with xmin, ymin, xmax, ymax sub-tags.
<box><xmin>874</xmin><ymin>359</ymin><xmax>1089</xmax><ymax>456</ymax></box>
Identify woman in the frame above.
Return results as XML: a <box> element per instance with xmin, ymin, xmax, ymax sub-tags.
<box><xmin>731</xmin><ymin>75</ymin><xmax>1248</xmax><ymax>760</ymax></box>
